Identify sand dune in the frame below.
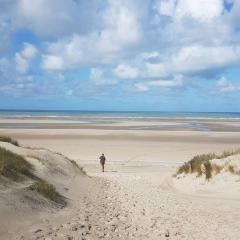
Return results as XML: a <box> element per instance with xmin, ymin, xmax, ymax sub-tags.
<box><xmin>0</xmin><ymin>141</ymin><xmax>87</xmax><ymax>239</ymax></box>
<box><xmin>174</xmin><ymin>153</ymin><xmax>240</xmax><ymax>199</ymax></box>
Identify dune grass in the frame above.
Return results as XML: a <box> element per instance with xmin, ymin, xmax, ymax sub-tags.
<box><xmin>228</xmin><ymin>165</ymin><xmax>240</xmax><ymax>175</ymax></box>
<box><xmin>0</xmin><ymin>146</ymin><xmax>33</xmax><ymax>180</ymax></box>
<box><xmin>0</xmin><ymin>135</ymin><xmax>19</xmax><ymax>146</ymax></box>
<box><xmin>0</xmin><ymin>141</ymin><xmax>64</xmax><ymax>204</ymax></box>
<box><xmin>176</xmin><ymin>149</ymin><xmax>240</xmax><ymax>180</ymax></box>
<box><xmin>30</xmin><ymin>181</ymin><xmax>64</xmax><ymax>203</ymax></box>
<box><xmin>177</xmin><ymin>153</ymin><xmax>216</xmax><ymax>176</ymax></box>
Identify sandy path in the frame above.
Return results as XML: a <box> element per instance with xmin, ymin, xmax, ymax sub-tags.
<box><xmin>17</xmin><ymin>174</ymin><xmax>131</xmax><ymax>240</ymax></box>
<box><xmin>91</xmin><ymin>167</ymin><xmax>240</xmax><ymax>240</ymax></box>
<box><xmin>17</xmin><ymin>164</ymin><xmax>240</xmax><ymax>240</ymax></box>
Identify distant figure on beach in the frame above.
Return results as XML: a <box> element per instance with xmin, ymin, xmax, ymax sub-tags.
<box><xmin>99</xmin><ymin>153</ymin><xmax>106</xmax><ymax>172</ymax></box>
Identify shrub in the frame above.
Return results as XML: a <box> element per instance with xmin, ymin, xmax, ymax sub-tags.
<box><xmin>0</xmin><ymin>136</ymin><xmax>19</xmax><ymax>146</ymax></box>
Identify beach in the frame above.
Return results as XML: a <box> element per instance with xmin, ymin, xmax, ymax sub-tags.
<box><xmin>0</xmin><ymin>114</ymin><xmax>240</xmax><ymax>239</ymax></box>
<box><xmin>1</xmin><ymin>114</ymin><xmax>240</xmax><ymax>162</ymax></box>
<box><xmin>2</xmin><ymin>0</ymin><xmax>240</xmax><ymax>238</ymax></box>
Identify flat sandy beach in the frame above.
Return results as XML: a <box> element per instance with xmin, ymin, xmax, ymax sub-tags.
<box><xmin>1</xmin><ymin>117</ymin><xmax>240</xmax><ymax>239</ymax></box>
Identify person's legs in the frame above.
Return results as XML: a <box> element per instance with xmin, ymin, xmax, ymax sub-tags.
<box><xmin>102</xmin><ymin>164</ymin><xmax>104</xmax><ymax>172</ymax></box>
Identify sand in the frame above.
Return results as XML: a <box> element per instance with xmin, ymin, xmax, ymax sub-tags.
<box><xmin>0</xmin><ymin>118</ymin><xmax>240</xmax><ymax>239</ymax></box>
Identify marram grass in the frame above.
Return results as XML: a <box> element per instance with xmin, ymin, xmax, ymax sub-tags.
<box><xmin>176</xmin><ymin>149</ymin><xmax>240</xmax><ymax>180</ymax></box>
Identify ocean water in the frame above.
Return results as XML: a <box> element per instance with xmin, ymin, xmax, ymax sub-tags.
<box><xmin>0</xmin><ymin>110</ymin><xmax>240</xmax><ymax>120</ymax></box>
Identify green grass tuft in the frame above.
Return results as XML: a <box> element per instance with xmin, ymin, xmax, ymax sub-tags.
<box><xmin>0</xmin><ymin>136</ymin><xmax>19</xmax><ymax>146</ymax></box>
<box><xmin>0</xmin><ymin>147</ymin><xmax>33</xmax><ymax>180</ymax></box>
<box><xmin>176</xmin><ymin>149</ymin><xmax>240</xmax><ymax>180</ymax></box>
<box><xmin>30</xmin><ymin>181</ymin><xmax>62</xmax><ymax>203</ymax></box>
<box><xmin>0</xmin><ymin>141</ymin><xmax>65</xmax><ymax>205</ymax></box>
<box><xmin>204</xmin><ymin>161</ymin><xmax>212</xmax><ymax>180</ymax></box>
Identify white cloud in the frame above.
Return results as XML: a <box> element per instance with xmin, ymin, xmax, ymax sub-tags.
<box><xmin>156</xmin><ymin>0</ymin><xmax>224</xmax><ymax>22</ymax></box>
<box><xmin>90</xmin><ymin>68</ymin><xmax>117</xmax><ymax>85</ymax></box>
<box><xmin>135</xmin><ymin>82</ymin><xmax>150</xmax><ymax>92</ymax></box>
<box><xmin>216</xmin><ymin>76</ymin><xmax>240</xmax><ymax>92</ymax></box>
<box><xmin>113</xmin><ymin>64</ymin><xmax>139</xmax><ymax>79</ymax></box>
<box><xmin>15</xmin><ymin>53</ymin><xmax>28</xmax><ymax>74</ymax></box>
<box><xmin>15</xmin><ymin>0</ymin><xmax>96</xmax><ymax>38</ymax></box>
<box><xmin>144</xmin><ymin>62</ymin><xmax>167</xmax><ymax>78</ymax></box>
<box><xmin>156</xmin><ymin>0</ymin><xmax>177</xmax><ymax>17</ymax></box>
<box><xmin>135</xmin><ymin>75</ymin><xmax>183</xmax><ymax>92</ymax></box>
<box><xmin>175</xmin><ymin>0</ymin><xmax>223</xmax><ymax>22</ymax></box>
<box><xmin>1</xmin><ymin>0</ymin><xmax>240</xmax><ymax>97</ymax></box>
<box><xmin>99</xmin><ymin>1</ymin><xmax>141</xmax><ymax>54</ymax></box>
<box><xmin>15</xmin><ymin>43</ymin><xmax>38</xmax><ymax>74</ymax></box>
<box><xmin>149</xmin><ymin>75</ymin><xmax>183</xmax><ymax>87</ymax></box>
<box><xmin>21</xmin><ymin>43</ymin><xmax>38</xmax><ymax>58</ymax></box>
<box><xmin>170</xmin><ymin>45</ymin><xmax>240</xmax><ymax>74</ymax></box>
<box><xmin>42</xmin><ymin>34</ymin><xmax>94</xmax><ymax>70</ymax></box>
<box><xmin>42</xmin><ymin>55</ymin><xmax>64</xmax><ymax>71</ymax></box>
<box><xmin>41</xmin><ymin>1</ymin><xmax>141</xmax><ymax>71</ymax></box>
<box><xmin>114</xmin><ymin>44</ymin><xmax>240</xmax><ymax>81</ymax></box>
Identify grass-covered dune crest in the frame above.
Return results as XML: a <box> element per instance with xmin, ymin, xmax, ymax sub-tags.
<box><xmin>175</xmin><ymin>149</ymin><xmax>240</xmax><ymax>180</ymax></box>
<box><xmin>0</xmin><ymin>147</ymin><xmax>33</xmax><ymax>180</ymax></box>
<box><xmin>0</xmin><ymin>145</ymin><xmax>65</xmax><ymax>205</ymax></box>
<box><xmin>0</xmin><ymin>135</ymin><xmax>19</xmax><ymax>146</ymax></box>
<box><xmin>0</xmin><ymin>136</ymin><xmax>85</xmax><ymax>206</ymax></box>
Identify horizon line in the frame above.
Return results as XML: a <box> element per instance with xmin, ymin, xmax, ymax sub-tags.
<box><xmin>0</xmin><ymin>109</ymin><xmax>240</xmax><ymax>114</ymax></box>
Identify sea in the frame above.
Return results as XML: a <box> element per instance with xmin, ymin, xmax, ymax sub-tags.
<box><xmin>0</xmin><ymin>110</ymin><xmax>240</xmax><ymax>120</ymax></box>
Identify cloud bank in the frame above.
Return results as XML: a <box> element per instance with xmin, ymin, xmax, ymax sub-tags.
<box><xmin>0</xmin><ymin>0</ymin><xmax>240</xmax><ymax>110</ymax></box>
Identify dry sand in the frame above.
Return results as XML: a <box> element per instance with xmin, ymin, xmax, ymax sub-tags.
<box><xmin>0</xmin><ymin>118</ymin><xmax>240</xmax><ymax>239</ymax></box>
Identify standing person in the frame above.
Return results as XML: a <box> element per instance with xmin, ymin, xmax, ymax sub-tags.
<box><xmin>99</xmin><ymin>153</ymin><xmax>106</xmax><ymax>172</ymax></box>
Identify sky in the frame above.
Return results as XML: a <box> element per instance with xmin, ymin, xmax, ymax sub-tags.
<box><xmin>0</xmin><ymin>0</ymin><xmax>240</xmax><ymax>111</ymax></box>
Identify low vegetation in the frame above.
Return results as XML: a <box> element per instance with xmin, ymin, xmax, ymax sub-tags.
<box><xmin>0</xmin><ymin>137</ymin><xmax>65</xmax><ymax>204</ymax></box>
<box><xmin>30</xmin><ymin>181</ymin><xmax>65</xmax><ymax>204</ymax></box>
<box><xmin>0</xmin><ymin>147</ymin><xmax>33</xmax><ymax>180</ymax></box>
<box><xmin>176</xmin><ymin>149</ymin><xmax>240</xmax><ymax>180</ymax></box>
<box><xmin>228</xmin><ymin>165</ymin><xmax>240</xmax><ymax>175</ymax></box>
<box><xmin>0</xmin><ymin>135</ymin><xmax>19</xmax><ymax>146</ymax></box>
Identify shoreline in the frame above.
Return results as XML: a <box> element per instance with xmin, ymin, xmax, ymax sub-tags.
<box><xmin>1</xmin><ymin>117</ymin><xmax>240</xmax><ymax>132</ymax></box>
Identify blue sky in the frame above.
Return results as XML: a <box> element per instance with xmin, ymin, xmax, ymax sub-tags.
<box><xmin>0</xmin><ymin>0</ymin><xmax>240</xmax><ymax>111</ymax></box>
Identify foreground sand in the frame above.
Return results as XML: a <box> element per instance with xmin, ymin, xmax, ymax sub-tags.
<box><xmin>7</xmin><ymin>162</ymin><xmax>240</xmax><ymax>240</ymax></box>
<box><xmin>0</xmin><ymin>118</ymin><xmax>240</xmax><ymax>239</ymax></box>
